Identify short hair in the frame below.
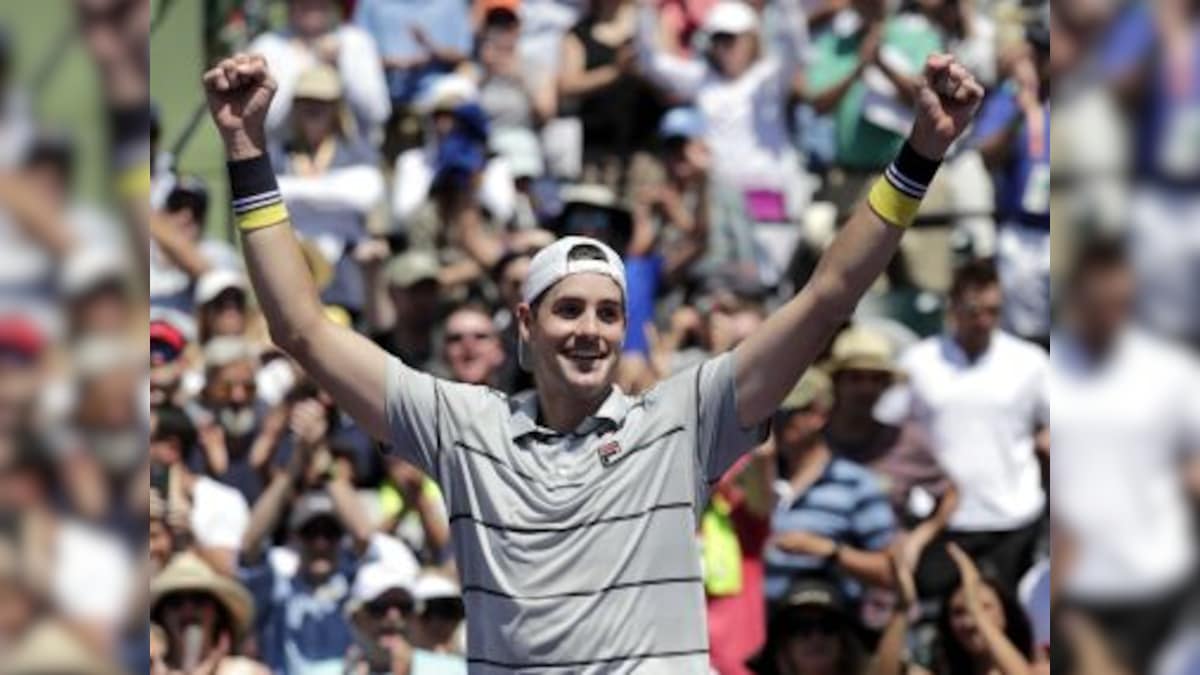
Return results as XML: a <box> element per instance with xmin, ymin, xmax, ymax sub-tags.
<box><xmin>949</xmin><ymin>259</ymin><xmax>1001</xmax><ymax>300</ymax></box>
<box><xmin>152</xmin><ymin>405</ymin><xmax>197</xmax><ymax>451</ymax></box>
<box><xmin>1067</xmin><ymin>235</ymin><xmax>1129</xmax><ymax>294</ymax></box>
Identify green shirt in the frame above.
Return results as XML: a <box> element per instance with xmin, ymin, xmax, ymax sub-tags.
<box><xmin>808</xmin><ymin>14</ymin><xmax>943</xmax><ymax>170</ymax></box>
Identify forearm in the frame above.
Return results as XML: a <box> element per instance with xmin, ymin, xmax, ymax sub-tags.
<box><xmin>413</xmin><ymin>493</ymin><xmax>450</xmax><ymax>554</ymax></box>
<box><xmin>836</xmin><ymin>546</ymin><xmax>897</xmax><ymax>589</ymax></box>
<box><xmin>975</xmin><ymin>611</ymin><xmax>1034</xmax><ymax>675</ymax></box>
<box><xmin>809</xmin><ymin>65</ymin><xmax>866</xmax><ymax>114</ymax></box>
<box><xmin>0</xmin><ymin>174</ymin><xmax>75</xmax><ymax>256</ymax></box>
<box><xmin>738</xmin><ymin>449</ymin><xmax>777</xmax><ymax>518</ymax></box>
<box><xmin>241</xmin><ymin>473</ymin><xmax>296</xmax><ymax>560</ymax></box>
<box><xmin>558</xmin><ymin>65</ymin><xmax>622</xmax><ymax>97</ymax></box>
<box><xmin>867</xmin><ymin>611</ymin><xmax>910</xmax><ymax>675</ymax></box>
<box><xmin>327</xmin><ymin>474</ymin><xmax>375</xmax><ymax>552</ymax></box>
<box><xmin>150</xmin><ymin>214</ymin><xmax>212</xmax><ymax>278</ymax></box>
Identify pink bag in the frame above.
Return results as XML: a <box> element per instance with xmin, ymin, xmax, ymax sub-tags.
<box><xmin>743</xmin><ymin>189</ymin><xmax>788</xmax><ymax>223</ymax></box>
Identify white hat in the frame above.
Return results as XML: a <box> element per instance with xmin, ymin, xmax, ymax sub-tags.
<box><xmin>350</xmin><ymin>560</ymin><xmax>420</xmax><ymax>610</ymax></box>
<box><xmin>61</xmin><ymin>247</ymin><xmax>127</xmax><ymax>298</ymax></box>
<box><xmin>413</xmin><ymin>572</ymin><xmax>461</xmax><ymax>602</ymax></box>
<box><xmin>203</xmin><ymin>335</ymin><xmax>258</xmax><ymax>369</ymax></box>
<box><xmin>703</xmin><ymin>1</ymin><xmax>759</xmax><ymax>35</ymax></box>
<box><xmin>521</xmin><ymin>236</ymin><xmax>626</xmax><ymax>307</ymax></box>
<box><xmin>417</xmin><ymin>74</ymin><xmax>479</xmax><ymax>114</ymax></box>
<box><xmin>194</xmin><ymin>268</ymin><xmax>248</xmax><ymax>306</ymax></box>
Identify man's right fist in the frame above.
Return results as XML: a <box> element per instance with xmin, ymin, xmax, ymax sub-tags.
<box><xmin>202</xmin><ymin>54</ymin><xmax>277</xmax><ymax>161</ymax></box>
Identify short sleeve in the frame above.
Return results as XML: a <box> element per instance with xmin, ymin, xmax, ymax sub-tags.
<box><xmin>384</xmin><ymin>356</ymin><xmax>495</xmax><ymax>481</ymax></box>
<box><xmin>190</xmin><ymin>479</ymin><xmax>250</xmax><ymax>550</ymax></box>
<box><xmin>850</xmin><ymin>476</ymin><xmax>897</xmax><ymax>551</ymax></box>
<box><xmin>692</xmin><ymin>352</ymin><xmax>770</xmax><ymax>489</ymax></box>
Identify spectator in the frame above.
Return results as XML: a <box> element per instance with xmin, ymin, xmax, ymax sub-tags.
<box><xmin>249</xmin><ymin>0</ymin><xmax>390</xmax><ymax>143</ymax></box>
<box><xmin>378</xmin><ymin>457</ymin><xmax>452</xmax><ymax>566</ymax></box>
<box><xmin>149</xmin><ymin>176</ymin><xmax>241</xmax><ymax>320</ymax></box>
<box><xmin>473</xmin><ymin>6</ymin><xmax>557</xmax><ymax>134</ymax></box>
<box><xmin>746</xmin><ymin>577</ymin><xmax>872</xmax><ymax>675</ymax></box>
<box><xmin>803</xmin><ymin>0</ymin><xmax>943</xmax><ymax>218</ymax></box>
<box><xmin>916</xmin><ymin>0</ymin><xmax>998</xmax><ymax>88</ymax></box>
<box><xmin>353</xmin><ymin>0</ymin><xmax>472</xmax><ymax>157</ymax></box>
<box><xmin>149</xmin><ymin>319</ymin><xmax>189</xmax><ymax>408</ymax></box>
<box><xmin>900</xmin><ymin>261</ymin><xmax>1048</xmax><ymax>598</ymax></box>
<box><xmin>0</xmin><ymin>537</ymin><xmax>37</xmax><ymax>647</ymax></box>
<box><xmin>558</xmin><ymin>0</ymin><xmax>664</xmax><ymax>192</ymax></box>
<box><xmin>489</xmin><ymin>127</ymin><xmax>552</xmax><ymax>230</ymax></box>
<box><xmin>393</xmin><ymin>78</ymin><xmax>517</xmax><ymax>231</ymax></box>
<box><xmin>636</xmin><ymin>0</ymin><xmax>814</xmax><ymax>286</ymax></box>
<box><xmin>1052</xmin><ymin>238</ymin><xmax>1200</xmax><ymax>673</ymax></box>
<box><xmin>0</xmin><ymin>315</ymin><xmax>48</xmax><ymax>439</ymax></box>
<box><xmin>971</xmin><ymin>27</ymin><xmax>1050</xmax><ymax>344</ymax></box>
<box><xmin>409</xmin><ymin>573</ymin><xmax>466</xmax><ymax>656</ymax></box>
<box><xmin>149</xmin><ymin>552</ymin><xmax>267</xmax><ymax>674</ymax></box>
<box><xmin>702</xmin><ymin>446</ymin><xmax>774</xmax><ymax>675</ymax></box>
<box><xmin>764</xmin><ymin>369</ymin><xmax>897</xmax><ymax>603</ymax></box>
<box><xmin>60</xmin><ymin>247</ymin><xmax>136</xmax><ymax>339</ymax></box>
<box><xmin>655</xmin><ymin>0</ymin><xmax>717</xmax><ymax>57</ymax></box>
<box><xmin>346</xmin><ymin>562</ymin><xmax>467</xmax><ymax>674</ymax></box>
<box><xmin>440</xmin><ymin>303</ymin><xmax>506</xmax><ymax>386</ymax></box>
<box><xmin>935</xmin><ymin>544</ymin><xmax>1037</xmax><ymax>674</ymax></box>
<box><xmin>367</xmin><ymin>251</ymin><xmax>443</xmax><ymax>373</ymax></box>
<box><xmin>193</xmin><ymin>268</ymin><xmax>255</xmax><ymax>346</ymax></box>
<box><xmin>490</xmin><ymin>250</ymin><xmax>537</xmax><ymax>393</ymax></box>
<box><xmin>272</xmin><ymin>64</ymin><xmax>386</xmax><ymax>319</ymax></box>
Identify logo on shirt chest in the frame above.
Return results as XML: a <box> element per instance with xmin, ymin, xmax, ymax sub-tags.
<box><xmin>595</xmin><ymin>439</ymin><xmax>624</xmax><ymax>467</ymax></box>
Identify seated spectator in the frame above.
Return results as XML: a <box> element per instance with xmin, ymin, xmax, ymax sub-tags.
<box><xmin>150</xmin><ymin>319</ymin><xmax>189</xmax><ymax>408</ymax></box>
<box><xmin>249</xmin><ymin>0</ymin><xmax>390</xmax><ymax>143</ymax></box>
<box><xmin>747</xmin><ymin>577</ymin><xmax>872</xmax><ymax>675</ymax></box>
<box><xmin>149</xmin><ymin>552</ymin><xmax>267</xmax><ymax>675</ymax></box>
<box><xmin>410</xmin><ymin>573</ymin><xmax>467</xmax><ymax>656</ymax></box>
<box><xmin>970</xmin><ymin>27</ymin><xmax>1050</xmax><ymax>343</ymax></box>
<box><xmin>192</xmin><ymin>268</ymin><xmax>256</xmax><ymax>346</ymax></box>
<box><xmin>636</xmin><ymin>0</ymin><xmax>815</xmax><ymax>287</ymax></box>
<box><xmin>354</xmin><ymin>0</ymin><xmax>472</xmax><ymax>156</ymax></box>
<box><xmin>558</xmin><ymin>0</ymin><xmax>664</xmax><ymax>192</ymax></box>
<box><xmin>803</xmin><ymin>0</ymin><xmax>943</xmax><ymax>218</ymax></box>
<box><xmin>765</xmin><ymin>369</ymin><xmax>897</xmax><ymax>603</ymax></box>
<box><xmin>345</xmin><ymin>561</ymin><xmax>467</xmax><ymax>674</ymax></box>
<box><xmin>366</xmin><ymin>251</ymin><xmax>443</xmax><ymax>373</ymax></box>
<box><xmin>60</xmin><ymin>247</ymin><xmax>136</xmax><ymax>339</ymax></box>
<box><xmin>472</xmin><ymin>6</ymin><xmax>556</xmax><ymax>134</ymax></box>
<box><xmin>393</xmin><ymin>79</ymin><xmax>517</xmax><ymax>231</ymax></box>
<box><xmin>150</xmin><ymin>176</ymin><xmax>241</xmax><ymax>318</ymax></box>
<box><xmin>273</xmin><ymin>64</ymin><xmax>386</xmax><ymax>319</ymax></box>
<box><xmin>440</xmin><ymin>303</ymin><xmax>506</xmax><ymax>386</ymax></box>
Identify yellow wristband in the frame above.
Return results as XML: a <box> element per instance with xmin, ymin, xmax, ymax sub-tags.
<box><xmin>868</xmin><ymin>177</ymin><xmax>922</xmax><ymax>229</ymax></box>
<box><xmin>116</xmin><ymin>161</ymin><xmax>151</xmax><ymax>201</ymax></box>
<box><xmin>235</xmin><ymin>202</ymin><xmax>289</xmax><ymax>231</ymax></box>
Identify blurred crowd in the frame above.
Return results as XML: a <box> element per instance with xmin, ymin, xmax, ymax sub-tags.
<box><xmin>0</xmin><ymin>0</ymin><xmax>1195</xmax><ymax>673</ymax></box>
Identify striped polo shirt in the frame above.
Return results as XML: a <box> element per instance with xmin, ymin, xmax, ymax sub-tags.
<box><xmin>764</xmin><ymin>455</ymin><xmax>897</xmax><ymax>600</ymax></box>
<box><xmin>385</xmin><ymin>351</ymin><xmax>767</xmax><ymax>673</ymax></box>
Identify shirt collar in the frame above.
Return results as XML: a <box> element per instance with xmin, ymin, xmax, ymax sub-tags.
<box><xmin>509</xmin><ymin>386</ymin><xmax>630</xmax><ymax>441</ymax></box>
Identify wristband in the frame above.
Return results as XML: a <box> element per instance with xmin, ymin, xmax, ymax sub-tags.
<box><xmin>867</xmin><ymin>142</ymin><xmax>942</xmax><ymax>228</ymax></box>
<box><xmin>228</xmin><ymin>155</ymin><xmax>289</xmax><ymax>231</ymax></box>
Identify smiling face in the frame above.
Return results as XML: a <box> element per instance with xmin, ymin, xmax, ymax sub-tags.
<box><xmin>949</xmin><ymin>582</ymin><xmax>1006</xmax><ymax>657</ymax></box>
<box><xmin>517</xmin><ymin>273</ymin><xmax>625</xmax><ymax>404</ymax></box>
<box><xmin>443</xmin><ymin>308</ymin><xmax>504</xmax><ymax>385</ymax></box>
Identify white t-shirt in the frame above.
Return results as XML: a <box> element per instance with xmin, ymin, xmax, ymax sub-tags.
<box><xmin>191</xmin><ymin>475</ymin><xmax>252</xmax><ymax>551</ymax></box>
<box><xmin>900</xmin><ymin>331</ymin><xmax>1048</xmax><ymax>531</ymax></box>
<box><xmin>1052</xmin><ymin>329</ymin><xmax>1200</xmax><ymax>601</ymax></box>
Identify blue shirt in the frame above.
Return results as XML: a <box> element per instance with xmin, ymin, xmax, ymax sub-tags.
<box><xmin>971</xmin><ymin>88</ymin><xmax>1050</xmax><ymax>228</ymax></box>
<box><xmin>622</xmin><ymin>255</ymin><xmax>664</xmax><ymax>356</ymax></box>
<box><xmin>765</xmin><ymin>455</ymin><xmax>896</xmax><ymax>600</ymax></box>
<box><xmin>353</xmin><ymin>0</ymin><xmax>473</xmax><ymax>103</ymax></box>
<box><xmin>240</xmin><ymin>550</ymin><xmax>361</xmax><ymax>675</ymax></box>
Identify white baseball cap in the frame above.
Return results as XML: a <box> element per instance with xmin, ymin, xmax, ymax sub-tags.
<box><xmin>61</xmin><ymin>247</ymin><xmax>127</xmax><ymax>299</ymax></box>
<box><xmin>194</xmin><ymin>268</ymin><xmax>248</xmax><ymax>306</ymax></box>
<box><xmin>704</xmin><ymin>1</ymin><xmax>759</xmax><ymax>35</ymax></box>
<box><xmin>352</xmin><ymin>560</ymin><xmax>419</xmax><ymax>605</ymax></box>
<box><xmin>521</xmin><ymin>236</ymin><xmax>626</xmax><ymax>307</ymax></box>
<box><xmin>413</xmin><ymin>572</ymin><xmax>461</xmax><ymax>602</ymax></box>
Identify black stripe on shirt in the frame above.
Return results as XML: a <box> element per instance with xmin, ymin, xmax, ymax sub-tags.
<box><xmin>447</xmin><ymin>500</ymin><xmax>694</xmax><ymax>534</ymax></box>
<box><xmin>461</xmin><ymin>575</ymin><xmax>702</xmax><ymax>601</ymax></box>
<box><xmin>466</xmin><ymin>648</ymin><xmax>710</xmax><ymax>671</ymax></box>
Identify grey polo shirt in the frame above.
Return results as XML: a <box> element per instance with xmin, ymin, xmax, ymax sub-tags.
<box><xmin>385</xmin><ymin>351</ymin><xmax>767</xmax><ymax>673</ymax></box>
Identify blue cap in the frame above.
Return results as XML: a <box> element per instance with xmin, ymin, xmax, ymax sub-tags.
<box><xmin>658</xmin><ymin>107</ymin><xmax>706</xmax><ymax>141</ymax></box>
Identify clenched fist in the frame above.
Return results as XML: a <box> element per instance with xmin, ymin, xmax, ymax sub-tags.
<box><xmin>909</xmin><ymin>54</ymin><xmax>985</xmax><ymax>160</ymax></box>
<box><xmin>202</xmin><ymin>54</ymin><xmax>278</xmax><ymax>161</ymax></box>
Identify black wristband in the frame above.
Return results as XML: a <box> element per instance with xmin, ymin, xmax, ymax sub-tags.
<box><xmin>895</xmin><ymin>141</ymin><xmax>941</xmax><ymax>187</ymax></box>
<box><xmin>109</xmin><ymin>103</ymin><xmax>152</xmax><ymax>147</ymax></box>
<box><xmin>227</xmin><ymin>155</ymin><xmax>280</xmax><ymax>202</ymax></box>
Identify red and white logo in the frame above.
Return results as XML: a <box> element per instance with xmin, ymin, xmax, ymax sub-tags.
<box><xmin>596</xmin><ymin>440</ymin><xmax>623</xmax><ymax>467</ymax></box>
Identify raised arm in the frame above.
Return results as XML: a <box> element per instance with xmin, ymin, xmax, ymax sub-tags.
<box><xmin>734</xmin><ymin>55</ymin><xmax>983</xmax><ymax>427</ymax></box>
<box><xmin>203</xmin><ymin>54</ymin><xmax>391</xmax><ymax>441</ymax></box>
<box><xmin>633</xmin><ymin>0</ymin><xmax>707</xmax><ymax>100</ymax></box>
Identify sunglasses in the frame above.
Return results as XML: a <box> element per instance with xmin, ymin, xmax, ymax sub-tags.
<box><xmin>422</xmin><ymin>598</ymin><xmax>465</xmax><ymax>622</ymax></box>
<box><xmin>366</xmin><ymin>592</ymin><xmax>415</xmax><ymax>618</ymax></box>
<box><xmin>299</xmin><ymin>519</ymin><xmax>342</xmax><ymax>541</ymax></box>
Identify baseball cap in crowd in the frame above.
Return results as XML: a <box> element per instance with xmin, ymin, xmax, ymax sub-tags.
<box><xmin>385</xmin><ymin>251</ymin><xmax>441</xmax><ymax>289</ymax></box>
<box><xmin>826</xmin><ymin>326</ymin><xmax>898</xmax><ymax>376</ymax></box>
<box><xmin>202</xmin><ymin>335</ymin><xmax>257</xmax><ymax>370</ymax></box>
<box><xmin>490</xmin><ymin>127</ymin><xmax>545</xmax><ymax>179</ymax></box>
<box><xmin>60</xmin><ymin>247</ymin><xmax>127</xmax><ymax>300</ymax></box>
<box><xmin>347</xmin><ymin>559</ymin><xmax>420</xmax><ymax>617</ymax></box>
<box><xmin>0</xmin><ymin>315</ymin><xmax>45</xmax><ymax>363</ymax></box>
<box><xmin>413</xmin><ymin>572</ymin><xmax>465</xmax><ymax>620</ymax></box>
<box><xmin>295</xmin><ymin>63</ymin><xmax>344</xmax><ymax>102</ymax></box>
<box><xmin>418</xmin><ymin>74</ymin><xmax>479</xmax><ymax>115</ymax></box>
<box><xmin>150</xmin><ymin>319</ymin><xmax>188</xmax><ymax>366</ymax></box>
<box><xmin>289</xmin><ymin>491</ymin><xmax>340</xmax><ymax>532</ymax></box>
<box><xmin>658</xmin><ymin>107</ymin><xmax>706</xmax><ymax>142</ymax></box>
<box><xmin>150</xmin><ymin>551</ymin><xmax>256</xmax><ymax>640</ymax></box>
<box><xmin>704</xmin><ymin>1</ymin><xmax>759</xmax><ymax>35</ymax></box>
<box><xmin>747</xmin><ymin>577</ymin><xmax>849</xmax><ymax>673</ymax></box>
<box><xmin>194</xmin><ymin>268</ymin><xmax>248</xmax><ymax>306</ymax></box>
<box><xmin>779</xmin><ymin>369</ymin><xmax>834</xmax><ymax>413</ymax></box>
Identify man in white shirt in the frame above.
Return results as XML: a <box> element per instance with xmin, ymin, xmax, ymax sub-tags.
<box><xmin>1052</xmin><ymin>238</ymin><xmax>1200</xmax><ymax>674</ymax></box>
<box><xmin>899</xmin><ymin>260</ymin><xmax>1048</xmax><ymax>597</ymax></box>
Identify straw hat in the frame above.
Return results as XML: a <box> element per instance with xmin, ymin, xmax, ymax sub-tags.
<box><xmin>1</xmin><ymin>620</ymin><xmax>124</xmax><ymax>675</ymax></box>
<box><xmin>150</xmin><ymin>552</ymin><xmax>255</xmax><ymax>639</ymax></box>
<box><xmin>825</xmin><ymin>326</ymin><xmax>900</xmax><ymax>377</ymax></box>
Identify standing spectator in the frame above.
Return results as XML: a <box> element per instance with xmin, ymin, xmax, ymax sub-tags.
<box><xmin>249</xmin><ymin>0</ymin><xmax>390</xmax><ymax>143</ymax></box>
<box><xmin>804</xmin><ymin>0</ymin><xmax>943</xmax><ymax>218</ymax></box>
<box><xmin>354</xmin><ymin>0</ymin><xmax>472</xmax><ymax>157</ymax></box>
<box><xmin>900</xmin><ymin>261</ymin><xmax>1048</xmax><ymax>598</ymax></box>
<box><xmin>409</xmin><ymin>573</ymin><xmax>466</xmax><ymax>656</ymax></box>
<box><xmin>636</xmin><ymin>0</ymin><xmax>814</xmax><ymax>286</ymax></box>
<box><xmin>273</xmin><ymin>65</ymin><xmax>386</xmax><ymax>319</ymax></box>
<box><xmin>971</xmin><ymin>28</ymin><xmax>1050</xmax><ymax>344</ymax></box>
<box><xmin>440</xmin><ymin>303</ymin><xmax>506</xmax><ymax>386</ymax></box>
<box><xmin>366</xmin><ymin>251</ymin><xmax>443</xmax><ymax>373</ymax></box>
<box><xmin>150</xmin><ymin>177</ymin><xmax>242</xmax><ymax>319</ymax></box>
<box><xmin>1052</xmin><ymin>239</ymin><xmax>1200</xmax><ymax>673</ymax></box>
<box><xmin>473</xmin><ymin>5</ymin><xmax>557</xmax><ymax>135</ymax></box>
<box><xmin>149</xmin><ymin>552</ymin><xmax>268</xmax><ymax>675</ymax></box>
<box><xmin>764</xmin><ymin>369</ymin><xmax>897</xmax><ymax>602</ymax></box>
<box><xmin>558</xmin><ymin>0</ymin><xmax>664</xmax><ymax>192</ymax></box>
<box><xmin>746</xmin><ymin>578</ymin><xmax>872</xmax><ymax>675</ymax></box>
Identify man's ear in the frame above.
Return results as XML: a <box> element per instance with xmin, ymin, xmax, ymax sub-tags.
<box><xmin>516</xmin><ymin>303</ymin><xmax>533</xmax><ymax>342</ymax></box>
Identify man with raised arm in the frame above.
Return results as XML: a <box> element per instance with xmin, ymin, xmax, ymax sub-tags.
<box><xmin>202</xmin><ymin>51</ymin><xmax>981</xmax><ymax>673</ymax></box>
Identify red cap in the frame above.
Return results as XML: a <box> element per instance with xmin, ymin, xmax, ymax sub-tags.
<box><xmin>0</xmin><ymin>316</ymin><xmax>45</xmax><ymax>360</ymax></box>
<box><xmin>149</xmin><ymin>320</ymin><xmax>187</xmax><ymax>354</ymax></box>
